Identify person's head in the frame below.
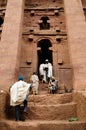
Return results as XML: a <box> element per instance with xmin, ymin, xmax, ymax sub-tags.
<box><xmin>18</xmin><ymin>75</ymin><xmax>24</xmax><ymax>81</ymax></box>
<box><xmin>45</xmin><ymin>59</ymin><xmax>49</xmax><ymax>63</ymax></box>
<box><xmin>51</xmin><ymin>76</ymin><xmax>55</xmax><ymax>81</ymax></box>
<box><xmin>33</xmin><ymin>72</ymin><xmax>36</xmax><ymax>75</ymax></box>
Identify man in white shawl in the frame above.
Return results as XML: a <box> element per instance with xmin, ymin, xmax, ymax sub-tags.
<box><xmin>30</xmin><ymin>72</ymin><xmax>39</xmax><ymax>95</ymax></box>
<box><xmin>43</xmin><ymin>59</ymin><xmax>53</xmax><ymax>83</ymax></box>
<box><xmin>10</xmin><ymin>75</ymin><xmax>32</xmax><ymax>121</ymax></box>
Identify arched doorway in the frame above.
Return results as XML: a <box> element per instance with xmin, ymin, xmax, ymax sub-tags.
<box><xmin>0</xmin><ymin>17</ymin><xmax>4</xmax><ymax>26</ymax></box>
<box><xmin>37</xmin><ymin>39</ymin><xmax>53</xmax><ymax>76</ymax></box>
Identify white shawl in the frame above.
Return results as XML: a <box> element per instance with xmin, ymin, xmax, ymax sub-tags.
<box><xmin>10</xmin><ymin>81</ymin><xmax>31</xmax><ymax>106</ymax></box>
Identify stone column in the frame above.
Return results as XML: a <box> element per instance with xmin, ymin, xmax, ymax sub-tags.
<box><xmin>64</xmin><ymin>0</ymin><xmax>86</xmax><ymax>90</ymax></box>
<box><xmin>32</xmin><ymin>42</ymin><xmax>38</xmax><ymax>73</ymax></box>
<box><xmin>0</xmin><ymin>0</ymin><xmax>24</xmax><ymax>90</ymax></box>
<box><xmin>52</xmin><ymin>44</ymin><xmax>58</xmax><ymax>78</ymax></box>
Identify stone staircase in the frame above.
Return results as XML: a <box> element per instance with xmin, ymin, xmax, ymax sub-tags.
<box><xmin>0</xmin><ymin>83</ymin><xmax>86</xmax><ymax>130</ymax></box>
<box><xmin>27</xmin><ymin>94</ymin><xmax>76</xmax><ymax>120</ymax></box>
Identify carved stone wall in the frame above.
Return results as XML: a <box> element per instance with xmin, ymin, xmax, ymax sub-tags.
<box><xmin>81</xmin><ymin>0</ymin><xmax>86</xmax><ymax>20</ymax></box>
<box><xmin>0</xmin><ymin>0</ymin><xmax>24</xmax><ymax>89</ymax></box>
<box><xmin>64</xmin><ymin>0</ymin><xmax>86</xmax><ymax>90</ymax></box>
<box><xmin>0</xmin><ymin>0</ymin><xmax>7</xmax><ymax>40</ymax></box>
<box><xmin>81</xmin><ymin>0</ymin><xmax>86</xmax><ymax>8</ymax></box>
<box><xmin>0</xmin><ymin>0</ymin><xmax>86</xmax><ymax>91</ymax></box>
<box><xmin>19</xmin><ymin>0</ymin><xmax>72</xmax><ymax>88</ymax></box>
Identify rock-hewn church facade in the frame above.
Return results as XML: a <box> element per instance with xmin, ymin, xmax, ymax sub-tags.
<box><xmin>0</xmin><ymin>0</ymin><xmax>86</xmax><ymax>91</ymax></box>
<box><xmin>1</xmin><ymin>1</ymin><xmax>86</xmax><ymax>129</ymax></box>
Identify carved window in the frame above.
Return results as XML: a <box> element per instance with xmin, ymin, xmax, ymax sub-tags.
<box><xmin>0</xmin><ymin>17</ymin><xmax>4</xmax><ymax>26</ymax></box>
<box><xmin>40</xmin><ymin>16</ymin><xmax>50</xmax><ymax>30</ymax></box>
<box><xmin>0</xmin><ymin>0</ymin><xmax>7</xmax><ymax>6</ymax></box>
<box><xmin>81</xmin><ymin>0</ymin><xmax>86</xmax><ymax>8</ymax></box>
<box><xmin>81</xmin><ymin>0</ymin><xmax>86</xmax><ymax>21</ymax></box>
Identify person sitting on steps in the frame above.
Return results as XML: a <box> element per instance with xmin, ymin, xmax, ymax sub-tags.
<box><xmin>48</xmin><ymin>76</ymin><xmax>58</xmax><ymax>94</ymax></box>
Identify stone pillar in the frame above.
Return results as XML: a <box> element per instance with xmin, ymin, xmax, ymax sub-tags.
<box><xmin>64</xmin><ymin>0</ymin><xmax>86</xmax><ymax>90</ymax></box>
<box><xmin>32</xmin><ymin>42</ymin><xmax>38</xmax><ymax>73</ymax></box>
<box><xmin>0</xmin><ymin>0</ymin><xmax>24</xmax><ymax>90</ymax></box>
<box><xmin>52</xmin><ymin>44</ymin><xmax>58</xmax><ymax>78</ymax></box>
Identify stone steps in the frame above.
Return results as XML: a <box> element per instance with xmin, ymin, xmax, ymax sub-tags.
<box><xmin>1</xmin><ymin>92</ymin><xmax>86</xmax><ymax>130</ymax></box>
<box><xmin>27</xmin><ymin>93</ymin><xmax>75</xmax><ymax>121</ymax></box>
<box><xmin>7</xmin><ymin>93</ymin><xmax>75</xmax><ymax>121</ymax></box>
<box><xmin>1</xmin><ymin>120</ymin><xmax>86</xmax><ymax>130</ymax></box>
<box><xmin>25</xmin><ymin>102</ymin><xmax>77</xmax><ymax>120</ymax></box>
<box><xmin>29</xmin><ymin>93</ymin><xmax>73</xmax><ymax>105</ymax></box>
<box><xmin>38</xmin><ymin>82</ymin><xmax>49</xmax><ymax>93</ymax></box>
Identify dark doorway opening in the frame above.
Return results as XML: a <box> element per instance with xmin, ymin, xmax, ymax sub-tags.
<box><xmin>0</xmin><ymin>17</ymin><xmax>4</xmax><ymax>26</ymax></box>
<box><xmin>37</xmin><ymin>39</ymin><xmax>52</xmax><ymax>76</ymax></box>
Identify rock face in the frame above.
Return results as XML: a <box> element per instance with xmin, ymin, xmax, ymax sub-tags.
<box><xmin>20</xmin><ymin>0</ymin><xmax>72</xmax><ymax>90</ymax></box>
<box><xmin>0</xmin><ymin>0</ymin><xmax>86</xmax><ymax>90</ymax></box>
<box><xmin>0</xmin><ymin>0</ymin><xmax>86</xmax><ymax>129</ymax></box>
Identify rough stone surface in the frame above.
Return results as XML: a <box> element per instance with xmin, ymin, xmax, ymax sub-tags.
<box><xmin>0</xmin><ymin>90</ymin><xmax>9</xmax><ymax>119</ymax></box>
<box><xmin>0</xmin><ymin>0</ymin><xmax>24</xmax><ymax>89</ymax></box>
<box><xmin>0</xmin><ymin>0</ymin><xmax>86</xmax><ymax>130</ymax></box>
<box><xmin>73</xmin><ymin>91</ymin><xmax>86</xmax><ymax>121</ymax></box>
<box><xmin>1</xmin><ymin>88</ymin><xmax>86</xmax><ymax>130</ymax></box>
<box><xmin>64</xmin><ymin>0</ymin><xmax>86</xmax><ymax>90</ymax></box>
<box><xmin>0</xmin><ymin>119</ymin><xmax>86</xmax><ymax>130</ymax></box>
<box><xmin>19</xmin><ymin>0</ymin><xmax>72</xmax><ymax>89</ymax></box>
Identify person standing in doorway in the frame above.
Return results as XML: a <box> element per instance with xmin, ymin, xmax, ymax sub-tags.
<box><xmin>44</xmin><ymin>59</ymin><xmax>53</xmax><ymax>83</ymax></box>
<box><xmin>39</xmin><ymin>63</ymin><xmax>45</xmax><ymax>82</ymax></box>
